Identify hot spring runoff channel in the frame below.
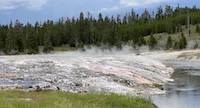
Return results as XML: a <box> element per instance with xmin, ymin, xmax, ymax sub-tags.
<box><xmin>151</xmin><ymin>60</ymin><xmax>200</xmax><ymax>108</ymax></box>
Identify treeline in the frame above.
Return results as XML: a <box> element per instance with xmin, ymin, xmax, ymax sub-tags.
<box><xmin>0</xmin><ymin>5</ymin><xmax>200</xmax><ymax>54</ymax></box>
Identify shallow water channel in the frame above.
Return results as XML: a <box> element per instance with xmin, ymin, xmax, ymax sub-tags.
<box><xmin>151</xmin><ymin>60</ymin><xmax>200</xmax><ymax>108</ymax></box>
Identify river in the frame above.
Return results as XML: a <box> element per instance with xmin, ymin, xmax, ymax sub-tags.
<box><xmin>151</xmin><ymin>60</ymin><xmax>200</xmax><ymax>108</ymax></box>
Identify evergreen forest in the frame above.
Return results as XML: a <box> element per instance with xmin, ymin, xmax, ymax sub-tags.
<box><xmin>1</xmin><ymin>5</ymin><xmax>200</xmax><ymax>54</ymax></box>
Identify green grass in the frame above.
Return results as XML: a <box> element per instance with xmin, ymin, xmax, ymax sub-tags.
<box><xmin>0</xmin><ymin>91</ymin><xmax>155</xmax><ymax>108</ymax></box>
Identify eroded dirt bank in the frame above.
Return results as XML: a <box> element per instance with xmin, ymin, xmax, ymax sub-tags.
<box><xmin>0</xmin><ymin>52</ymin><xmax>174</xmax><ymax>96</ymax></box>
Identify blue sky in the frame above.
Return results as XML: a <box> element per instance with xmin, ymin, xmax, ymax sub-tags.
<box><xmin>0</xmin><ymin>0</ymin><xmax>199</xmax><ymax>25</ymax></box>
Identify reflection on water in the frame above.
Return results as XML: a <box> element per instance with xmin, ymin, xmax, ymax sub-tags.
<box><xmin>152</xmin><ymin>69</ymin><xmax>200</xmax><ymax>108</ymax></box>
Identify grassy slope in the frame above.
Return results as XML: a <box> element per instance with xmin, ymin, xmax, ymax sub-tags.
<box><xmin>0</xmin><ymin>91</ymin><xmax>155</xmax><ymax>108</ymax></box>
<box><xmin>144</xmin><ymin>25</ymin><xmax>200</xmax><ymax>48</ymax></box>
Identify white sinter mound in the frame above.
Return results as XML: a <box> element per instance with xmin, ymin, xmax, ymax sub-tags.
<box><xmin>0</xmin><ymin>51</ymin><xmax>174</xmax><ymax>95</ymax></box>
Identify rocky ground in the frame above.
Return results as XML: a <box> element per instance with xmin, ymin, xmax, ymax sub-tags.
<box><xmin>0</xmin><ymin>51</ymin><xmax>174</xmax><ymax>96</ymax></box>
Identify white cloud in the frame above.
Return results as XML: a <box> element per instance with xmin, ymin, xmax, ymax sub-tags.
<box><xmin>0</xmin><ymin>5</ymin><xmax>15</xmax><ymax>10</ymax></box>
<box><xmin>98</xmin><ymin>5</ymin><xmax>119</xmax><ymax>13</ymax></box>
<box><xmin>96</xmin><ymin>0</ymin><xmax>175</xmax><ymax>13</ymax></box>
<box><xmin>0</xmin><ymin>0</ymin><xmax>48</xmax><ymax>11</ymax></box>
<box><xmin>120</xmin><ymin>0</ymin><xmax>174</xmax><ymax>7</ymax></box>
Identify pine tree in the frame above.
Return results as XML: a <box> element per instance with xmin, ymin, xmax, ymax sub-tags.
<box><xmin>26</xmin><ymin>23</ymin><xmax>39</xmax><ymax>54</ymax></box>
<box><xmin>79</xmin><ymin>12</ymin><xmax>84</xmax><ymax>43</ymax></box>
<box><xmin>0</xmin><ymin>25</ymin><xmax>7</xmax><ymax>52</ymax></box>
<box><xmin>164</xmin><ymin>5</ymin><xmax>173</xmax><ymax>17</ymax></box>
<box><xmin>70</xmin><ymin>17</ymin><xmax>78</xmax><ymax>47</ymax></box>
<box><xmin>194</xmin><ymin>41</ymin><xmax>198</xmax><ymax>49</ymax></box>
<box><xmin>179</xmin><ymin>32</ymin><xmax>187</xmax><ymax>49</ymax></box>
<box><xmin>5</xmin><ymin>21</ymin><xmax>18</xmax><ymax>54</ymax></box>
<box><xmin>140</xmin><ymin>9</ymin><xmax>151</xmax><ymax>22</ymax></box>
<box><xmin>196</xmin><ymin>24</ymin><xmax>199</xmax><ymax>33</ymax></box>
<box><xmin>173</xmin><ymin>41</ymin><xmax>180</xmax><ymax>50</ymax></box>
<box><xmin>64</xmin><ymin>18</ymin><xmax>72</xmax><ymax>44</ymax></box>
<box><xmin>43</xmin><ymin>20</ymin><xmax>53</xmax><ymax>53</ymax></box>
<box><xmin>166</xmin><ymin>36</ymin><xmax>172</xmax><ymax>50</ymax></box>
<box><xmin>138</xmin><ymin>36</ymin><xmax>146</xmax><ymax>46</ymax></box>
<box><xmin>43</xmin><ymin>38</ymin><xmax>53</xmax><ymax>53</ymax></box>
<box><xmin>69</xmin><ymin>37</ymin><xmax>76</xmax><ymax>47</ymax></box>
<box><xmin>156</xmin><ymin>6</ymin><xmax>163</xmax><ymax>20</ymax></box>
<box><xmin>14</xmin><ymin>20</ymin><xmax>24</xmax><ymax>53</ymax></box>
<box><xmin>148</xmin><ymin>33</ymin><xmax>157</xmax><ymax>49</ymax></box>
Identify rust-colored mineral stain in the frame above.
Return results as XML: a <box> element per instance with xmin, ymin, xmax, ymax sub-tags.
<box><xmin>93</xmin><ymin>65</ymin><xmax>152</xmax><ymax>84</ymax></box>
<box><xmin>0</xmin><ymin>72</ymin><xmax>16</xmax><ymax>78</ymax></box>
<box><xmin>94</xmin><ymin>65</ymin><xmax>133</xmax><ymax>77</ymax></box>
<box><xmin>132</xmin><ymin>74</ymin><xmax>152</xmax><ymax>84</ymax></box>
